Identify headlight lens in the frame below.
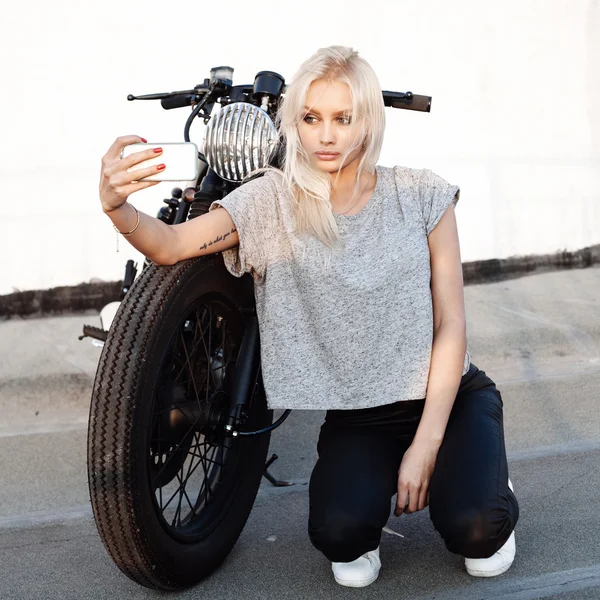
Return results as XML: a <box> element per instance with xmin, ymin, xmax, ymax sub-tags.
<box><xmin>203</xmin><ymin>102</ymin><xmax>279</xmax><ymax>182</ymax></box>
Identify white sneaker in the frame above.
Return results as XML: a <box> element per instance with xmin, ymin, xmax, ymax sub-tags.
<box><xmin>465</xmin><ymin>478</ymin><xmax>516</xmax><ymax>577</ymax></box>
<box><xmin>331</xmin><ymin>546</ymin><xmax>381</xmax><ymax>587</ymax></box>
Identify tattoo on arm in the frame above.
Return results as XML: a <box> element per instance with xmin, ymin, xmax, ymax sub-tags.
<box><xmin>199</xmin><ymin>227</ymin><xmax>237</xmax><ymax>251</ymax></box>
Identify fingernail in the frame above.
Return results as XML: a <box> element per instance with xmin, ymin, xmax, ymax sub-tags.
<box><xmin>141</xmin><ymin>137</ymin><xmax>148</xmax><ymax>143</ymax></box>
<box><xmin>157</xmin><ymin>164</ymin><xmax>166</xmax><ymax>170</ymax></box>
<box><xmin>153</xmin><ymin>147</ymin><xmax>162</xmax><ymax>153</ymax></box>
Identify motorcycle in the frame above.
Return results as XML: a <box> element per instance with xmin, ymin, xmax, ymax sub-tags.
<box><xmin>79</xmin><ymin>64</ymin><xmax>432</xmax><ymax>590</ymax></box>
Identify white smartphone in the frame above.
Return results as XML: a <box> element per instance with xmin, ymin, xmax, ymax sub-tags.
<box><xmin>120</xmin><ymin>142</ymin><xmax>200</xmax><ymax>182</ymax></box>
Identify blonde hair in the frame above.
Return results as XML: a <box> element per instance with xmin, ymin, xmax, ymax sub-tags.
<box><xmin>252</xmin><ymin>45</ymin><xmax>386</xmax><ymax>257</ymax></box>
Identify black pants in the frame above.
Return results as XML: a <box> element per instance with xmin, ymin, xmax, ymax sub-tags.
<box><xmin>307</xmin><ymin>362</ymin><xmax>520</xmax><ymax>562</ymax></box>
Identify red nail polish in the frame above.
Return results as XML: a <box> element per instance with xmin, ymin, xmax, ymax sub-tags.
<box><xmin>157</xmin><ymin>164</ymin><xmax>166</xmax><ymax>170</ymax></box>
<box><xmin>153</xmin><ymin>147</ymin><xmax>162</xmax><ymax>153</ymax></box>
<box><xmin>141</xmin><ymin>137</ymin><xmax>147</xmax><ymax>143</ymax></box>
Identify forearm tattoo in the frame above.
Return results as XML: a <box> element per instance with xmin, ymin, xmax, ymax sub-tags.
<box><xmin>199</xmin><ymin>227</ymin><xmax>237</xmax><ymax>251</ymax></box>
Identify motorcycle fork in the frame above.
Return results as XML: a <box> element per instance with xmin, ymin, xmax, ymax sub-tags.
<box><xmin>223</xmin><ymin>311</ymin><xmax>293</xmax><ymax>487</ymax></box>
<box><xmin>224</xmin><ymin>311</ymin><xmax>261</xmax><ymax>433</ymax></box>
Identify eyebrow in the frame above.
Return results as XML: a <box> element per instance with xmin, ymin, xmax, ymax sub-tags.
<box><xmin>302</xmin><ymin>106</ymin><xmax>352</xmax><ymax>116</ymax></box>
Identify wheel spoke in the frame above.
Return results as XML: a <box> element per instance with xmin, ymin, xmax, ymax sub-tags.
<box><xmin>171</xmin><ymin>489</ymin><xmax>183</xmax><ymax>528</ymax></box>
<box><xmin>160</xmin><ymin>451</ymin><xmax>208</xmax><ymax>515</ymax></box>
<box><xmin>175</xmin><ymin>472</ymin><xmax>195</xmax><ymax>519</ymax></box>
<box><xmin>207</xmin><ymin>306</ymin><xmax>213</xmax><ymax>391</ymax></box>
<box><xmin>196</xmin><ymin>438</ymin><xmax>215</xmax><ymax>505</ymax></box>
<box><xmin>187</xmin><ymin>445</ymin><xmax>224</xmax><ymax>470</ymax></box>
<box><xmin>180</xmin><ymin>330</ymin><xmax>202</xmax><ymax>406</ymax></box>
<box><xmin>179</xmin><ymin>433</ymin><xmax>201</xmax><ymax>496</ymax></box>
<box><xmin>151</xmin><ymin>415</ymin><xmax>201</xmax><ymax>487</ymax></box>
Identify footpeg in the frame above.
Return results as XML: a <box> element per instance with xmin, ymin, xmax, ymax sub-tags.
<box><xmin>79</xmin><ymin>325</ymin><xmax>108</xmax><ymax>342</ymax></box>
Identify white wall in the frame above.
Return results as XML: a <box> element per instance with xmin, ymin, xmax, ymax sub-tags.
<box><xmin>1</xmin><ymin>0</ymin><xmax>598</xmax><ymax>295</ymax></box>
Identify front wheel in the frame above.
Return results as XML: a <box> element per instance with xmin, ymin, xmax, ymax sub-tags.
<box><xmin>87</xmin><ymin>255</ymin><xmax>273</xmax><ymax>590</ymax></box>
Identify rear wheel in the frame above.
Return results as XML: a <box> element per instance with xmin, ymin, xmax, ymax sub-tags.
<box><xmin>87</xmin><ymin>255</ymin><xmax>272</xmax><ymax>590</ymax></box>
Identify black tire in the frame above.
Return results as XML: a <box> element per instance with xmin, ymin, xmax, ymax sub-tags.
<box><xmin>87</xmin><ymin>255</ymin><xmax>273</xmax><ymax>590</ymax></box>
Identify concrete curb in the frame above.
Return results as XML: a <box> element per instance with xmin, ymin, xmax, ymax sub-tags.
<box><xmin>1</xmin><ymin>244</ymin><xmax>599</xmax><ymax>318</ymax></box>
<box><xmin>0</xmin><ymin>281</ymin><xmax>121</xmax><ymax>319</ymax></box>
<box><xmin>462</xmin><ymin>243</ymin><xmax>600</xmax><ymax>285</ymax></box>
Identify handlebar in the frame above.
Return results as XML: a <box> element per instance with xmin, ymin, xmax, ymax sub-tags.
<box><xmin>128</xmin><ymin>85</ymin><xmax>432</xmax><ymax>112</ymax></box>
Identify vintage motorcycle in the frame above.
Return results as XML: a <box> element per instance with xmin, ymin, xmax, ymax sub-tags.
<box><xmin>80</xmin><ymin>64</ymin><xmax>432</xmax><ymax>590</ymax></box>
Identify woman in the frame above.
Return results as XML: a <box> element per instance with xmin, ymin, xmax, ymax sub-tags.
<box><xmin>99</xmin><ymin>45</ymin><xmax>519</xmax><ymax>588</ymax></box>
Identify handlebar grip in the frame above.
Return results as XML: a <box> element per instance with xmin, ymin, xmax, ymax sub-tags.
<box><xmin>403</xmin><ymin>94</ymin><xmax>431</xmax><ymax>112</ymax></box>
<box><xmin>382</xmin><ymin>91</ymin><xmax>432</xmax><ymax>112</ymax></box>
<box><xmin>161</xmin><ymin>93</ymin><xmax>195</xmax><ymax>110</ymax></box>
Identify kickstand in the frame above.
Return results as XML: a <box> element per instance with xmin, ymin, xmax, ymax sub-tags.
<box><xmin>262</xmin><ymin>453</ymin><xmax>294</xmax><ymax>487</ymax></box>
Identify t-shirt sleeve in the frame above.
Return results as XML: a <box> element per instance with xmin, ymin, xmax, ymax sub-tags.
<box><xmin>208</xmin><ymin>171</ymin><xmax>280</xmax><ymax>281</ymax></box>
<box><xmin>418</xmin><ymin>168</ymin><xmax>460</xmax><ymax>236</ymax></box>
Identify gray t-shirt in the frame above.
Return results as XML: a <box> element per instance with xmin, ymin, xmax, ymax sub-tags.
<box><xmin>209</xmin><ymin>164</ymin><xmax>470</xmax><ymax>410</ymax></box>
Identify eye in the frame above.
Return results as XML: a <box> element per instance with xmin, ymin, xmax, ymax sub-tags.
<box><xmin>302</xmin><ymin>114</ymin><xmax>352</xmax><ymax>124</ymax></box>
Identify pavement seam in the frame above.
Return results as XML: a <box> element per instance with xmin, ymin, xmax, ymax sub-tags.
<box><xmin>418</xmin><ymin>565</ymin><xmax>600</xmax><ymax>600</ymax></box>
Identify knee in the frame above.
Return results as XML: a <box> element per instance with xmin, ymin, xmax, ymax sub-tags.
<box><xmin>432</xmin><ymin>507</ymin><xmax>515</xmax><ymax>558</ymax></box>
<box><xmin>308</xmin><ymin>509</ymin><xmax>375</xmax><ymax>562</ymax></box>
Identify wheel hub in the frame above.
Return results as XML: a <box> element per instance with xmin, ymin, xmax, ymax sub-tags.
<box><xmin>149</xmin><ymin>380</ymin><xmax>230</xmax><ymax>487</ymax></box>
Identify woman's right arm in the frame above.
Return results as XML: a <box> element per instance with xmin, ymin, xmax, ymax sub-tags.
<box><xmin>101</xmin><ymin>135</ymin><xmax>238</xmax><ymax>265</ymax></box>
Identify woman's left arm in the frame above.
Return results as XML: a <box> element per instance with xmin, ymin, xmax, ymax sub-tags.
<box><xmin>395</xmin><ymin>203</ymin><xmax>467</xmax><ymax>515</ymax></box>
<box><xmin>414</xmin><ymin>200</ymin><xmax>467</xmax><ymax>446</ymax></box>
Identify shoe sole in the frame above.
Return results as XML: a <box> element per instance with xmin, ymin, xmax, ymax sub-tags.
<box><xmin>466</xmin><ymin>560</ymin><xmax>513</xmax><ymax>578</ymax></box>
<box><xmin>333</xmin><ymin>570</ymin><xmax>380</xmax><ymax>588</ymax></box>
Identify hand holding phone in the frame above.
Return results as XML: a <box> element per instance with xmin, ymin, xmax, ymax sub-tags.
<box><xmin>120</xmin><ymin>142</ymin><xmax>200</xmax><ymax>182</ymax></box>
<box><xmin>100</xmin><ymin>136</ymin><xmax>161</xmax><ymax>214</ymax></box>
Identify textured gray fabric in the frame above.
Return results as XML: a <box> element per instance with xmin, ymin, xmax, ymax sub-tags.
<box><xmin>209</xmin><ymin>164</ymin><xmax>470</xmax><ymax>410</ymax></box>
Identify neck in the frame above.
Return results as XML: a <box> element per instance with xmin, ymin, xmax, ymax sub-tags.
<box><xmin>328</xmin><ymin>157</ymin><xmax>365</xmax><ymax>201</ymax></box>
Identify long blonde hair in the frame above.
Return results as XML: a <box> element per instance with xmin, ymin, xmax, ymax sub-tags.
<box><xmin>252</xmin><ymin>45</ymin><xmax>386</xmax><ymax>252</ymax></box>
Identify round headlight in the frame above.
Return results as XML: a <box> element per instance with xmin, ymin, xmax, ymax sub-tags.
<box><xmin>203</xmin><ymin>102</ymin><xmax>279</xmax><ymax>182</ymax></box>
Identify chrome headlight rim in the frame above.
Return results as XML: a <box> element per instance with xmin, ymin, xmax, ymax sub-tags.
<box><xmin>203</xmin><ymin>102</ymin><xmax>279</xmax><ymax>183</ymax></box>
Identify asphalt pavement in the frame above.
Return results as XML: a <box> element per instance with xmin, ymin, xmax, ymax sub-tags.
<box><xmin>1</xmin><ymin>266</ymin><xmax>600</xmax><ymax>599</ymax></box>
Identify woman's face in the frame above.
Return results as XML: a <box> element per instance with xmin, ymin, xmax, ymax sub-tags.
<box><xmin>297</xmin><ymin>78</ymin><xmax>364</xmax><ymax>173</ymax></box>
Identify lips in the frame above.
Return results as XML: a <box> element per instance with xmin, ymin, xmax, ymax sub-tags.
<box><xmin>316</xmin><ymin>152</ymin><xmax>339</xmax><ymax>156</ymax></box>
